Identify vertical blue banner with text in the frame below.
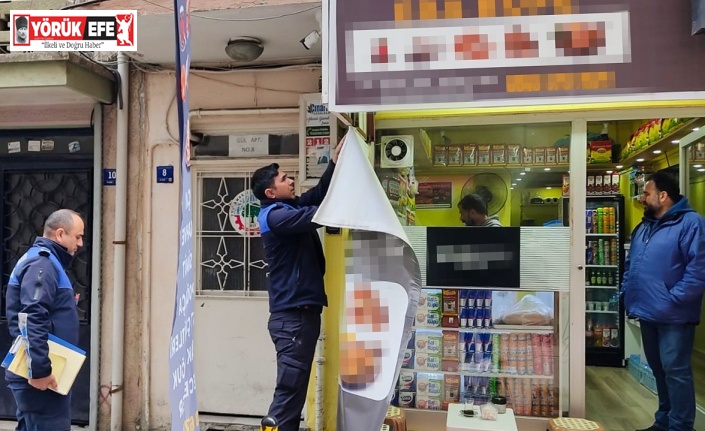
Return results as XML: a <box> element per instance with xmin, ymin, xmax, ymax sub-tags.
<box><xmin>169</xmin><ymin>0</ymin><xmax>199</xmax><ymax>430</ymax></box>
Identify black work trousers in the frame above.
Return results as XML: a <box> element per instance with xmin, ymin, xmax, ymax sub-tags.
<box><xmin>267</xmin><ymin>307</ymin><xmax>321</xmax><ymax>431</ymax></box>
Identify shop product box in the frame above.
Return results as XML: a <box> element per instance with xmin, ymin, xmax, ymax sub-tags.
<box><xmin>442</xmin><ymin>315</ymin><xmax>460</xmax><ymax>328</ymax></box>
<box><xmin>558</xmin><ymin>147</ymin><xmax>569</xmax><ymax>164</ymax></box>
<box><xmin>492</xmin><ymin>144</ymin><xmax>507</xmax><ymax>165</ymax></box>
<box><xmin>611</xmin><ymin>173</ymin><xmax>620</xmax><ymax>194</ymax></box>
<box><xmin>415</xmin><ymin>333</ymin><xmax>443</xmax><ymax>354</ymax></box>
<box><xmin>417</xmin><ymin>373</ymin><xmax>444</xmax><ymax>397</ymax></box>
<box><xmin>562</xmin><ymin>174</ymin><xmax>570</xmax><ymax>197</ymax></box>
<box><xmin>415</xmin><ymin>395</ymin><xmax>443</xmax><ymax>410</ymax></box>
<box><xmin>407</xmin><ymin>331</ymin><xmax>416</xmax><ymax>349</ymax></box>
<box><xmin>534</xmin><ymin>147</ymin><xmax>546</xmax><ymax>165</ymax></box>
<box><xmin>442</xmin><ymin>289</ymin><xmax>459</xmax><ymax>314</ymax></box>
<box><xmin>507</xmin><ymin>144</ymin><xmax>521</xmax><ymax>165</ymax></box>
<box><xmin>443</xmin><ymin>374</ymin><xmax>461</xmax><ymax>409</ymax></box>
<box><xmin>418</xmin><ymin>291</ymin><xmax>441</xmax><ymax>311</ymax></box>
<box><xmin>603</xmin><ymin>175</ymin><xmax>611</xmax><ymax>194</ymax></box>
<box><xmin>398</xmin><ymin>370</ymin><xmax>416</xmax><ymax>391</ymax></box>
<box><xmin>442</xmin><ymin>359</ymin><xmax>459</xmax><ymax>372</ymax></box>
<box><xmin>433</xmin><ymin>145</ymin><xmax>448</xmax><ymax>166</ymax></box>
<box><xmin>587</xmin><ymin>175</ymin><xmax>595</xmax><ymax>195</ymax></box>
<box><xmin>447</xmin><ymin>145</ymin><xmax>463</xmax><ymax>166</ymax></box>
<box><xmin>462</xmin><ymin>144</ymin><xmax>477</xmax><ymax>166</ymax></box>
<box><xmin>546</xmin><ymin>147</ymin><xmax>557</xmax><ymax>164</ymax></box>
<box><xmin>398</xmin><ymin>391</ymin><xmax>416</xmax><ymax>408</ymax></box>
<box><xmin>416</xmin><ymin>310</ymin><xmax>442</xmax><ymax>328</ymax></box>
<box><xmin>402</xmin><ymin>349</ymin><xmax>415</xmax><ymax>369</ymax></box>
<box><xmin>415</xmin><ymin>353</ymin><xmax>442</xmax><ymax>371</ymax></box>
<box><xmin>442</xmin><ymin>331</ymin><xmax>460</xmax><ymax>360</ymax></box>
<box><xmin>595</xmin><ymin>176</ymin><xmax>603</xmax><ymax>195</ymax></box>
<box><xmin>478</xmin><ymin>145</ymin><xmax>491</xmax><ymax>165</ymax></box>
<box><xmin>589</xmin><ymin>140</ymin><xmax>612</xmax><ymax>164</ymax></box>
<box><xmin>522</xmin><ymin>147</ymin><xmax>534</xmax><ymax>165</ymax></box>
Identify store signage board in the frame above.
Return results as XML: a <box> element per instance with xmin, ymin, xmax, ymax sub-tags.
<box><xmin>326</xmin><ymin>0</ymin><xmax>705</xmax><ymax>112</ymax></box>
<box><xmin>300</xmin><ymin>93</ymin><xmax>337</xmax><ymax>186</ymax></box>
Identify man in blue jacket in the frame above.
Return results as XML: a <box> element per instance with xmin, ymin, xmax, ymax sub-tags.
<box><xmin>251</xmin><ymin>141</ymin><xmax>343</xmax><ymax>431</ymax></box>
<box><xmin>5</xmin><ymin>209</ymin><xmax>84</xmax><ymax>431</ymax></box>
<box><xmin>621</xmin><ymin>171</ymin><xmax>705</xmax><ymax>431</ymax></box>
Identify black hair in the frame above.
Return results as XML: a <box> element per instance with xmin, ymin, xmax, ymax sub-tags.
<box><xmin>251</xmin><ymin>163</ymin><xmax>279</xmax><ymax>200</ymax></box>
<box><xmin>647</xmin><ymin>171</ymin><xmax>681</xmax><ymax>202</ymax></box>
<box><xmin>458</xmin><ymin>194</ymin><xmax>488</xmax><ymax>215</ymax></box>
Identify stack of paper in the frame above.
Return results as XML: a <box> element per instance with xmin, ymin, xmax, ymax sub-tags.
<box><xmin>2</xmin><ymin>333</ymin><xmax>86</xmax><ymax>396</ymax></box>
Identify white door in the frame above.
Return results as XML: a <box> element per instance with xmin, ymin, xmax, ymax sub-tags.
<box><xmin>193</xmin><ymin>159</ymin><xmax>299</xmax><ymax>416</ymax></box>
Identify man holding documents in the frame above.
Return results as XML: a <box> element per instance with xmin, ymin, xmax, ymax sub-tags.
<box><xmin>4</xmin><ymin>209</ymin><xmax>84</xmax><ymax>431</ymax></box>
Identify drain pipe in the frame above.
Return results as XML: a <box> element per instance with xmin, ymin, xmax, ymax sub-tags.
<box><xmin>88</xmin><ymin>103</ymin><xmax>103</xmax><ymax>431</ymax></box>
<box><xmin>110</xmin><ymin>51</ymin><xmax>129</xmax><ymax>431</ymax></box>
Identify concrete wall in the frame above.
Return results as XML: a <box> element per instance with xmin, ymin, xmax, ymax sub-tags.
<box><xmin>104</xmin><ymin>66</ymin><xmax>321</xmax><ymax>430</ymax></box>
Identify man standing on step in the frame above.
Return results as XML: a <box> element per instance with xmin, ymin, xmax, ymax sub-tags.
<box><xmin>251</xmin><ymin>139</ymin><xmax>344</xmax><ymax>431</ymax></box>
<box><xmin>621</xmin><ymin>171</ymin><xmax>705</xmax><ymax>431</ymax></box>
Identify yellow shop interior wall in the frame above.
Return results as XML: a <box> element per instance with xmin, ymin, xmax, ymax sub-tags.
<box><xmin>414</xmin><ymin>173</ymin><xmax>512</xmax><ymax>227</ymax></box>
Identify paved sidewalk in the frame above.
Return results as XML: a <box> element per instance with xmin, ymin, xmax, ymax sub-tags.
<box><xmin>0</xmin><ymin>421</ymin><xmax>85</xmax><ymax>430</ymax></box>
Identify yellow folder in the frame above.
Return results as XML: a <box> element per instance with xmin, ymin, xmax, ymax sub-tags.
<box><xmin>2</xmin><ymin>334</ymin><xmax>86</xmax><ymax>396</ymax></box>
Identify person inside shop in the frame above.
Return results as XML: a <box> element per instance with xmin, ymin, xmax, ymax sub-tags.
<box><xmin>251</xmin><ymin>139</ymin><xmax>344</xmax><ymax>431</ymax></box>
<box><xmin>458</xmin><ymin>193</ymin><xmax>502</xmax><ymax>227</ymax></box>
<box><xmin>621</xmin><ymin>171</ymin><xmax>705</xmax><ymax>431</ymax></box>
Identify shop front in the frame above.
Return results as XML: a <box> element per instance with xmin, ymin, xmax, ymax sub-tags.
<box><xmin>322</xmin><ymin>0</ymin><xmax>705</xmax><ymax>430</ymax></box>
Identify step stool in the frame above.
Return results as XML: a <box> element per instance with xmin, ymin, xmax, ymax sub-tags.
<box><xmin>384</xmin><ymin>405</ymin><xmax>407</xmax><ymax>431</ymax></box>
<box><xmin>548</xmin><ymin>418</ymin><xmax>605</xmax><ymax>431</ymax></box>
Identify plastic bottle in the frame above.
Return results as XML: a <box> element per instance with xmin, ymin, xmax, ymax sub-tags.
<box><xmin>601</xmin><ymin>271</ymin><xmax>607</xmax><ymax>285</ymax></box>
<box><xmin>593</xmin><ymin>321</ymin><xmax>603</xmax><ymax>347</ymax></box>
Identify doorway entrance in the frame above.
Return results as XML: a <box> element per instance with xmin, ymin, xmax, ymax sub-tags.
<box><xmin>0</xmin><ymin>130</ymin><xmax>94</xmax><ymax>425</ymax></box>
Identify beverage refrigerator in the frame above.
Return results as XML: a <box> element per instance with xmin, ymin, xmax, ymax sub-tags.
<box><xmin>561</xmin><ymin>194</ymin><xmax>626</xmax><ymax>367</ymax></box>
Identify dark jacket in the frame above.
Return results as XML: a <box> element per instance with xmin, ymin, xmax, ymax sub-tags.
<box><xmin>5</xmin><ymin>237</ymin><xmax>79</xmax><ymax>381</ymax></box>
<box><xmin>621</xmin><ymin>197</ymin><xmax>705</xmax><ymax>324</ymax></box>
<box><xmin>257</xmin><ymin>162</ymin><xmax>335</xmax><ymax>313</ymax></box>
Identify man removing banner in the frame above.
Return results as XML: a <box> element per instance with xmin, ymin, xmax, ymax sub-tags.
<box><xmin>251</xmin><ymin>141</ymin><xmax>344</xmax><ymax>431</ymax></box>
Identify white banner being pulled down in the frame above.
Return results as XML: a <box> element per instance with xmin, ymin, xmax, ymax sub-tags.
<box><xmin>313</xmin><ymin>128</ymin><xmax>421</xmax><ymax>431</ymax></box>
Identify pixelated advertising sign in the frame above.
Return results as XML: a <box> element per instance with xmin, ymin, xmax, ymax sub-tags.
<box><xmin>10</xmin><ymin>10</ymin><xmax>137</xmax><ymax>51</ymax></box>
<box><xmin>327</xmin><ymin>0</ymin><xmax>705</xmax><ymax>111</ymax></box>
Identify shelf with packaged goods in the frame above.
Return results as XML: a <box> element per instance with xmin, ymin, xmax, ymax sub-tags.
<box><xmin>414</xmin><ymin>325</ymin><xmax>554</xmax><ymax>334</ymax></box>
<box><xmin>404</xmin><ymin>369</ymin><xmax>555</xmax><ymax>380</ymax></box>
<box><xmin>586</xmin><ymin>233</ymin><xmax>618</xmax><ymax>237</ymax></box>
<box><xmin>422</xmin><ymin>286</ymin><xmax>564</xmax><ymax>292</ymax></box>
<box><xmin>415</xmin><ymin>165</ymin><xmax>569</xmax><ymax>176</ymax></box>
<box><xmin>586</xmin><ymin>310</ymin><xmax>619</xmax><ymax>314</ymax></box>
<box><xmin>620</xmin><ymin>117</ymin><xmax>705</xmax><ymax>166</ymax></box>
<box><xmin>585</xmin><ymin>286</ymin><xmax>619</xmax><ymax>290</ymax></box>
<box><xmin>585</xmin><ymin>265</ymin><xmax>618</xmax><ymax>269</ymax></box>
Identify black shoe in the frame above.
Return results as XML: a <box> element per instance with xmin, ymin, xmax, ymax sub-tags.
<box><xmin>636</xmin><ymin>426</ymin><xmax>665</xmax><ymax>431</ymax></box>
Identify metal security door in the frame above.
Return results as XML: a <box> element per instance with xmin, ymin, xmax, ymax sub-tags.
<box><xmin>0</xmin><ymin>163</ymin><xmax>93</xmax><ymax>424</ymax></box>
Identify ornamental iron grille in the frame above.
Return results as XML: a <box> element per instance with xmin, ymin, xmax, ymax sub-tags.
<box><xmin>197</xmin><ymin>170</ymin><xmax>297</xmax><ymax>293</ymax></box>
